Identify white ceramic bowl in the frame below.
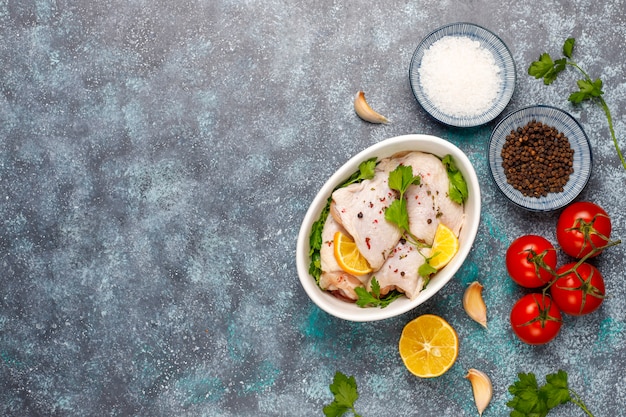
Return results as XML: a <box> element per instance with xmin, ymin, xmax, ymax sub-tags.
<box><xmin>296</xmin><ymin>134</ymin><xmax>481</xmax><ymax>322</ymax></box>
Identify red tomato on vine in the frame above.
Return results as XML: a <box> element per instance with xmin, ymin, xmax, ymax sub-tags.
<box><xmin>506</xmin><ymin>235</ymin><xmax>557</xmax><ymax>288</ymax></box>
<box><xmin>510</xmin><ymin>293</ymin><xmax>562</xmax><ymax>345</ymax></box>
<box><xmin>556</xmin><ymin>202</ymin><xmax>611</xmax><ymax>259</ymax></box>
<box><xmin>551</xmin><ymin>262</ymin><xmax>605</xmax><ymax>315</ymax></box>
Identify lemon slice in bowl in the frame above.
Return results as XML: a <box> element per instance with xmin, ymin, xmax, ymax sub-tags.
<box><xmin>333</xmin><ymin>231</ymin><xmax>373</xmax><ymax>276</ymax></box>
<box><xmin>399</xmin><ymin>314</ymin><xmax>459</xmax><ymax>378</ymax></box>
<box><xmin>429</xmin><ymin>223</ymin><xmax>459</xmax><ymax>270</ymax></box>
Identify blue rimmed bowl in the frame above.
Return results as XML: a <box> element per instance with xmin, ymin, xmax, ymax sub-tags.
<box><xmin>409</xmin><ymin>22</ymin><xmax>516</xmax><ymax>127</ymax></box>
<box><xmin>488</xmin><ymin>105</ymin><xmax>593</xmax><ymax>211</ymax></box>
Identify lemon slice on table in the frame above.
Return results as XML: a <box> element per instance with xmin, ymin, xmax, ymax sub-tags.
<box><xmin>399</xmin><ymin>314</ymin><xmax>459</xmax><ymax>378</ymax></box>
<box><xmin>333</xmin><ymin>231</ymin><xmax>373</xmax><ymax>276</ymax></box>
<box><xmin>429</xmin><ymin>223</ymin><xmax>459</xmax><ymax>270</ymax></box>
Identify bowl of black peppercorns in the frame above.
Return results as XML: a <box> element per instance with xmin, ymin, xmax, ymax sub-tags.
<box><xmin>488</xmin><ymin>105</ymin><xmax>592</xmax><ymax>211</ymax></box>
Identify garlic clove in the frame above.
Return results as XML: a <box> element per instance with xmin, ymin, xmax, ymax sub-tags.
<box><xmin>463</xmin><ymin>281</ymin><xmax>487</xmax><ymax>328</ymax></box>
<box><xmin>354</xmin><ymin>91</ymin><xmax>389</xmax><ymax>124</ymax></box>
<box><xmin>465</xmin><ymin>368</ymin><xmax>493</xmax><ymax>417</ymax></box>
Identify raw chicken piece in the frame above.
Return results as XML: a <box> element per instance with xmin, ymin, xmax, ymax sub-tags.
<box><xmin>330</xmin><ymin>166</ymin><xmax>402</xmax><ymax>271</ymax></box>
<box><xmin>372</xmin><ymin>239</ymin><xmax>431</xmax><ymax>300</ymax></box>
<box><xmin>397</xmin><ymin>151</ymin><xmax>465</xmax><ymax>245</ymax></box>
<box><xmin>319</xmin><ymin>215</ymin><xmax>369</xmax><ymax>301</ymax></box>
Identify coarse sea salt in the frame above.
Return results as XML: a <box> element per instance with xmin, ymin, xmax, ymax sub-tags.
<box><xmin>418</xmin><ymin>36</ymin><xmax>502</xmax><ymax>118</ymax></box>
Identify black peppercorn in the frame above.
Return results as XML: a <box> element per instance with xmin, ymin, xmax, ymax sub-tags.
<box><xmin>501</xmin><ymin>120</ymin><xmax>574</xmax><ymax>198</ymax></box>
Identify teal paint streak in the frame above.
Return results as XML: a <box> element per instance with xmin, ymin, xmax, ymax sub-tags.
<box><xmin>241</xmin><ymin>360</ymin><xmax>280</xmax><ymax>394</ymax></box>
<box><xmin>1</xmin><ymin>350</ymin><xmax>25</xmax><ymax>368</ymax></box>
<box><xmin>481</xmin><ymin>211</ymin><xmax>509</xmax><ymax>245</ymax></box>
<box><xmin>595</xmin><ymin>317</ymin><xmax>625</xmax><ymax>353</ymax></box>
<box><xmin>177</xmin><ymin>376</ymin><xmax>225</xmax><ymax>405</ymax></box>
<box><xmin>301</xmin><ymin>306</ymin><xmax>327</xmax><ymax>339</ymax></box>
<box><xmin>457</xmin><ymin>260</ymin><xmax>480</xmax><ymax>286</ymax></box>
<box><xmin>300</xmin><ymin>305</ymin><xmax>375</xmax><ymax>360</ymax></box>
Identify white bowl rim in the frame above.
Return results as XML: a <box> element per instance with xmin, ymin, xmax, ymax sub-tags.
<box><xmin>296</xmin><ymin>134</ymin><xmax>482</xmax><ymax>322</ymax></box>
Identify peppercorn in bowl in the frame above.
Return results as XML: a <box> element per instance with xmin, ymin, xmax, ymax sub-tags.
<box><xmin>488</xmin><ymin>105</ymin><xmax>592</xmax><ymax>211</ymax></box>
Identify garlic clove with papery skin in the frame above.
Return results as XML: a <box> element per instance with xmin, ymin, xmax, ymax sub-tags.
<box><xmin>354</xmin><ymin>91</ymin><xmax>389</xmax><ymax>124</ymax></box>
<box><xmin>465</xmin><ymin>368</ymin><xmax>493</xmax><ymax>417</ymax></box>
<box><xmin>463</xmin><ymin>281</ymin><xmax>487</xmax><ymax>328</ymax></box>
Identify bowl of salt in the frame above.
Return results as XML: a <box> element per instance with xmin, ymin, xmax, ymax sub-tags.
<box><xmin>409</xmin><ymin>22</ymin><xmax>516</xmax><ymax>127</ymax></box>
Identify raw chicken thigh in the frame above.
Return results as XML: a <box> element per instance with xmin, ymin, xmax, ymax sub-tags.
<box><xmin>319</xmin><ymin>215</ymin><xmax>370</xmax><ymax>300</ymax></box>
<box><xmin>330</xmin><ymin>165</ymin><xmax>402</xmax><ymax>271</ymax></box>
<box><xmin>317</xmin><ymin>151</ymin><xmax>465</xmax><ymax>304</ymax></box>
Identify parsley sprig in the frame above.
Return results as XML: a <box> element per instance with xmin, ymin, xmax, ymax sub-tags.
<box><xmin>354</xmin><ymin>277</ymin><xmax>402</xmax><ymax>308</ymax></box>
<box><xmin>508</xmin><ymin>370</ymin><xmax>595</xmax><ymax>417</ymax></box>
<box><xmin>323</xmin><ymin>371</ymin><xmax>362</xmax><ymax>417</ymax></box>
<box><xmin>529</xmin><ymin>37</ymin><xmax>626</xmax><ymax>171</ymax></box>
<box><xmin>442</xmin><ymin>155</ymin><xmax>468</xmax><ymax>204</ymax></box>
<box><xmin>384</xmin><ymin>164</ymin><xmax>421</xmax><ymax>241</ymax></box>
<box><xmin>383</xmin><ymin>165</ymin><xmax>437</xmax><ymax>280</ymax></box>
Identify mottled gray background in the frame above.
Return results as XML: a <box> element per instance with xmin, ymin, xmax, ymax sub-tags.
<box><xmin>1</xmin><ymin>0</ymin><xmax>625</xmax><ymax>416</ymax></box>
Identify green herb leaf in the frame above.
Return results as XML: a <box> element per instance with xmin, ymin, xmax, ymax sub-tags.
<box><xmin>562</xmin><ymin>37</ymin><xmax>575</xmax><ymax>59</ymax></box>
<box><xmin>308</xmin><ymin>199</ymin><xmax>331</xmax><ymax>283</ymax></box>
<box><xmin>342</xmin><ymin>158</ymin><xmax>377</xmax><ymax>188</ymax></box>
<box><xmin>541</xmin><ymin>370</ymin><xmax>571</xmax><ymax>409</ymax></box>
<box><xmin>442</xmin><ymin>155</ymin><xmax>468</xmax><ymax>204</ymax></box>
<box><xmin>385</xmin><ymin>165</ymin><xmax>420</xmax><ymax>238</ymax></box>
<box><xmin>418</xmin><ymin>261</ymin><xmax>437</xmax><ymax>279</ymax></box>
<box><xmin>528</xmin><ymin>37</ymin><xmax>626</xmax><ymax>171</ymax></box>
<box><xmin>528</xmin><ymin>53</ymin><xmax>567</xmax><ymax>85</ymax></box>
<box><xmin>507</xmin><ymin>372</ymin><xmax>550</xmax><ymax>417</ymax></box>
<box><xmin>388</xmin><ymin>164</ymin><xmax>420</xmax><ymax>194</ymax></box>
<box><xmin>568</xmin><ymin>78</ymin><xmax>603</xmax><ymax>104</ymax></box>
<box><xmin>323</xmin><ymin>371</ymin><xmax>360</xmax><ymax>417</ymax></box>
<box><xmin>384</xmin><ymin>199</ymin><xmax>410</xmax><ymax>234</ymax></box>
<box><xmin>355</xmin><ymin>278</ymin><xmax>403</xmax><ymax>308</ymax></box>
<box><xmin>507</xmin><ymin>370</ymin><xmax>595</xmax><ymax>417</ymax></box>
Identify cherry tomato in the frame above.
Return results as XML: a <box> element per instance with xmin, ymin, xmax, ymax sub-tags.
<box><xmin>510</xmin><ymin>293</ymin><xmax>562</xmax><ymax>345</ymax></box>
<box><xmin>551</xmin><ymin>262</ymin><xmax>605</xmax><ymax>315</ymax></box>
<box><xmin>506</xmin><ymin>235</ymin><xmax>558</xmax><ymax>288</ymax></box>
<box><xmin>556</xmin><ymin>202</ymin><xmax>611</xmax><ymax>259</ymax></box>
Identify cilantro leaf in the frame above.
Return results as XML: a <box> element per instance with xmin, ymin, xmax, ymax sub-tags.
<box><xmin>528</xmin><ymin>53</ymin><xmax>566</xmax><ymax>85</ymax></box>
<box><xmin>329</xmin><ymin>372</ymin><xmax>358</xmax><ymax>408</ymax></box>
<box><xmin>388</xmin><ymin>164</ymin><xmax>420</xmax><ymax>194</ymax></box>
<box><xmin>341</xmin><ymin>158</ymin><xmax>377</xmax><ymax>188</ymax></box>
<box><xmin>355</xmin><ymin>278</ymin><xmax>403</xmax><ymax>308</ymax></box>
<box><xmin>418</xmin><ymin>262</ymin><xmax>437</xmax><ymax>279</ymax></box>
<box><xmin>442</xmin><ymin>155</ymin><xmax>468</xmax><ymax>204</ymax></box>
<box><xmin>323</xmin><ymin>402</ymin><xmax>350</xmax><ymax>417</ymax></box>
<box><xmin>542</xmin><ymin>370</ymin><xmax>571</xmax><ymax>409</ymax></box>
<box><xmin>507</xmin><ymin>370</ymin><xmax>595</xmax><ymax>417</ymax></box>
<box><xmin>568</xmin><ymin>78</ymin><xmax>603</xmax><ymax>104</ymax></box>
<box><xmin>385</xmin><ymin>165</ymin><xmax>420</xmax><ymax>239</ymax></box>
<box><xmin>562</xmin><ymin>37</ymin><xmax>575</xmax><ymax>59</ymax></box>
<box><xmin>528</xmin><ymin>37</ymin><xmax>626</xmax><ymax>171</ymax></box>
<box><xmin>323</xmin><ymin>372</ymin><xmax>362</xmax><ymax>417</ymax></box>
<box><xmin>384</xmin><ymin>199</ymin><xmax>410</xmax><ymax>234</ymax></box>
<box><xmin>308</xmin><ymin>199</ymin><xmax>331</xmax><ymax>282</ymax></box>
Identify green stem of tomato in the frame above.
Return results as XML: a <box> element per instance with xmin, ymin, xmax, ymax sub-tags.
<box><xmin>542</xmin><ymin>239</ymin><xmax>621</xmax><ymax>299</ymax></box>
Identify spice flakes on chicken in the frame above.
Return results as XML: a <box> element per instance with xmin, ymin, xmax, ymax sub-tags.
<box><xmin>318</xmin><ymin>151</ymin><xmax>465</xmax><ymax>302</ymax></box>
